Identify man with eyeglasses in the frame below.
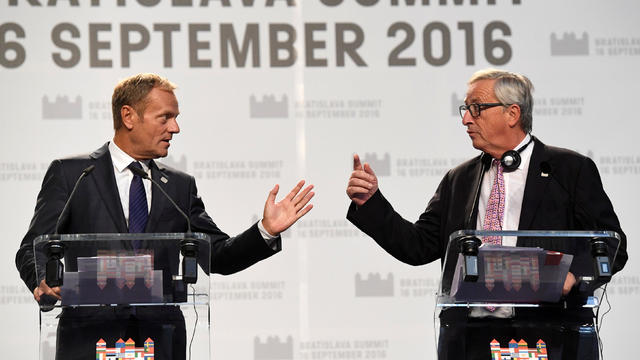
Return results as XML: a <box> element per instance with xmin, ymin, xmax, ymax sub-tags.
<box><xmin>345</xmin><ymin>69</ymin><xmax>627</xmax><ymax>359</ymax></box>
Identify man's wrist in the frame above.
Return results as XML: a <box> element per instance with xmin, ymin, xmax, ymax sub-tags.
<box><xmin>258</xmin><ymin>220</ymin><xmax>278</xmax><ymax>239</ymax></box>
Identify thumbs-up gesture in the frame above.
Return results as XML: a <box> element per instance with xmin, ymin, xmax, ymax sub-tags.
<box><xmin>346</xmin><ymin>154</ymin><xmax>378</xmax><ymax>206</ymax></box>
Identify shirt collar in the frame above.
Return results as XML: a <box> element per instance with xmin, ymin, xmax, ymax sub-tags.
<box><xmin>513</xmin><ymin>133</ymin><xmax>534</xmax><ymax>170</ymax></box>
<box><xmin>108</xmin><ymin>141</ymin><xmax>151</xmax><ymax>174</ymax></box>
<box><xmin>514</xmin><ymin>133</ymin><xmax>532</xmax><ymax>151</ymax></box>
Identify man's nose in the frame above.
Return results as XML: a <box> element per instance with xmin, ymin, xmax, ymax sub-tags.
<box><xmin>168</xmin><ymin>118</ymin><xmax>180</xmax><ymax>134</ymax></box>
<box><xmin>461</xmin><ymin>110</ymin><xmax>473</xmax><ymax>126</ymax></box>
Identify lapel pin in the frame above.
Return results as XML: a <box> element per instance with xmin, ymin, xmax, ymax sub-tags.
<box><xmin>541</xmin><ymin>172</ymin><xmax>549</xmax><ymax>177</ymax></box>
<box><xmin>161</xmin><ymin>176</ymin><xmax>168</xmax><ymax>184</ymax></box>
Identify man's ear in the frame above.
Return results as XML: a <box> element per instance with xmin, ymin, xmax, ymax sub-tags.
<box><xmin>120</xmin><ymin>105</ymin><xmax>137</xmax><ymax>130</ymax></box>
<box><xmin>506</xmin><ymin>104</ymin><xmax>521</xmax><ymax>128</ymax></box>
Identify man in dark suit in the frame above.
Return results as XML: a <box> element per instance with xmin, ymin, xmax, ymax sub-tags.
<box><xmin>16</xmin><ymin>73</ymin><xmax>314</xmax><ymax>359</ymax></box>
<box><xmin>346</xmin><ymin>69</ymin><xmax>627</xmax><ymax>359</ymax></box>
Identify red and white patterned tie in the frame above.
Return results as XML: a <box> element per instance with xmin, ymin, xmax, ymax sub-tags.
<box><xmin>483</xmin><ymin>159</ymin><xmax>505</xmax><ymax>245</ymax></box>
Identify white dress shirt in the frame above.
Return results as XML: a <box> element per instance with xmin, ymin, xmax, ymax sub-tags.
<box><xmin>108</xmin><ymin>141</ymin><xmax>152</xmax><ymax>227</ymax></box>
<box><xmin>108</xmin><ymin>141</ymin><xmax>276</xmax><ymax>239</ymax></box>
<box><xmin>476</xmin><ymin>134</ymin><xmax>533</xmax><ymax>246</ymax></box>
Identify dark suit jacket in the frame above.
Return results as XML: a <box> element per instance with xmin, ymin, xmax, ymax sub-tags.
<box><xmin>16</xmin><ymin>143</ymin><xmax>280</xmax><ymax>294</ymax></box>
<box><xmin>347</xmin><ymin>137</ymin><xmax>628</xmax><ymax>297</ymax></box>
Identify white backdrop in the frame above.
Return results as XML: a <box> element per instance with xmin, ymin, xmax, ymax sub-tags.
<box><xmin>1</xmin><ymin>0</ymin><xmax>638</xmax><ymax>358</ymax></box>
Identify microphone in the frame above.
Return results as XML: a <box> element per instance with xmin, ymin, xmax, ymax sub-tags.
<box><xmin>42</xmin><ymin>164</ymin><xmax>95</xmax><ymax>309</ymax></box>
<box><xmin>128</xmin><ymin>163</ymin><xmax>198</xmax><ymax>284</ymax></box>
<box><xmin>458</xmin><ymin>235</ymin><xmax>482</xmax><ymax>282</ymax></box>
<box><xmin>540</xmin><ymin>161</ymin><xmax>613</xmax><ymax>282</ymax></box>
<box><xmin>457</xmin><ymin>154</ymin><xmax>491</xmax><ymax>283</ymax></box>
<box><xmin>54</xmin><ymin>164</ymin><xmax>95</xmax><ymax>235</ymax></box>
<box><xmin>465</xmin><ymin>153</ymin><xmax>492</xmax><ymax>229</ymax></box>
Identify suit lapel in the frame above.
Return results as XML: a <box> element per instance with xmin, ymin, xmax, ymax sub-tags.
<box><xmin>518</xmin><ymin>138</ymin><xmax>552</xmax><ymax>230</ymax></box>
<box><xmin>145</xmin><ymin>160</ymin><xmax>170</xmax><ymax>233</ymax></box>
<box><xmin>90</xmin><ymin>143</ymin><xmax>128</xmax><ymax>233</ymax></box>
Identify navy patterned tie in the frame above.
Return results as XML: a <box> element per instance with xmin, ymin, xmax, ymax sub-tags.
<box><xmin>128</xmin><ymin>161</ymin><xmax>148</xmax><ymax>235</ymax></box>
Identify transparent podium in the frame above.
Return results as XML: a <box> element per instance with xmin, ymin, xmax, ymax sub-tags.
<box><xmin>33</xmin><ymin>233</ymin><xmax>211</xmax><ymax>360</ymax></box>
<box><xmin>435</xmin><ymin>230</ymin><xmax>622</xmax><ymax>360</ymax></box>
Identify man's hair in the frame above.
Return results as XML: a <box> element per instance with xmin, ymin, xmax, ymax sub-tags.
<box><xmin>111</xmin><ymin>73</ymin><xmax>177</xmax><ymax>130</ymax></box>
<box><xmin>468</xmin><ymin>69</ymin><xmax>534</xmax><ymax>133</ymax></box>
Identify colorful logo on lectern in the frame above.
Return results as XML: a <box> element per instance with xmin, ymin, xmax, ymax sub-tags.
<box><xmin>490</xmin><ymin>339</ymin><xmax>547</xmax><ymax>359</ymax></box>
<box><xmin>96</xmin><ymin>338</ymin><xmax>154</xmax><ymax>359</ymax></box>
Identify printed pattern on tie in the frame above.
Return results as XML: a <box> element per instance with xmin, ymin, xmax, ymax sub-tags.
<box><xmin>482</xmin><ymin>159</ymin><xmax>505</xmax><ymax>245</ymax></box>
<box><xmin>128</xmin><ymin>161</ymin><xmax>148</xmax><ymax>234</ymax></box>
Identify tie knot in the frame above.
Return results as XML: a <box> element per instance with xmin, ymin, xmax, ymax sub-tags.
<box><xmin>492</xmin><ymin>159</ymin><xmax>503</xmax><ymax>171</ymax></box>
<box><xmin>128</xmin><ymin>161</ymin><xmax>145</xmax><ymax>177</ymax></box>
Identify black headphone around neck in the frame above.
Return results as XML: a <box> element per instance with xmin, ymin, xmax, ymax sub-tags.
<box><xmin>499</xmin><ymin>136</ymin><xmax>534</xmax><ymax>172</ymax></box>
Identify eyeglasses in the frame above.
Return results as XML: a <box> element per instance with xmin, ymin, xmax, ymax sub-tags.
<box><xmin>458</xmin><ymin>103</ymin><xmax>506</xmax><ymax>119</ymax></box>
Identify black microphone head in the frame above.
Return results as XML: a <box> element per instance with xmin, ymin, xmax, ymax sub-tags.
<box><xmin>128</xmin><ymin>163</ymin><xmax>149</xmax><ymax>179</ymax></box>
<box><xmin>540</xmin><ymin>161</ymin><xmax>552</xmax><ymax>175</ymax></box>
<box><xmin>83</xmin><ymin>164</ymin><xmax>96</xmax><ymax>175</ymax></box>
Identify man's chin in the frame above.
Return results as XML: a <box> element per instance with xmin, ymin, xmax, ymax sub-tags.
<box><xmin>470</xmin><ymin>139</ymin><xmax>487</xmax><ymax>153</ymax></box>
<box><xmin>153</xmin><ymin>150</ymin><xmax>169</xmax><ymax>159</ymax></box>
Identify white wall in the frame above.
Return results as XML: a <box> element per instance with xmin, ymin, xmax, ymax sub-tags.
<box><xmin>1</xmin><ymin>0</ymin><xmax>637</xmax><ymax>358</ymax></box>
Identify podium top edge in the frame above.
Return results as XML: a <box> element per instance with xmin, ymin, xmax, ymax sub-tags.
<box><xmin>448</xmin><ymin>230</ymin><xmax>621</xmax><ymax>242</ymax></box>
<box><xmin>33</xmin><ymin>232</ymin><xmax>210</xmax><ymax>244</ymax></box>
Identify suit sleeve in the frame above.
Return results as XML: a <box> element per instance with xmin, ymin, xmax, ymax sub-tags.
<box><xmin>573</xmin><ymin>157</ymin><xmax>627</xmax><ymax>275</ymax></box>
<box><xmin>15</xmin><ymin>160</ymin><xmax>70</xmax><ymax>292</ymax></box>
<box><xmin>186</xmin><ymin>176</ymin><xmax>280</xmax><ymax>275</ymax></box>
<box><xmin>346</xmin><ymin>174</ymin><xmax>450</xmax><ymax>266</ymax></box>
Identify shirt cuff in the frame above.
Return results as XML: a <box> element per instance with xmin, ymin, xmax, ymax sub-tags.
<box><xmin>257</xmin><ymin>219</ymin><xmax>278</xmax><ymax>239</ymax></box>
<box><xmin>257</xmin><ymin>220</ymin><xmax>279</xmax><ymax>251</ymax></box>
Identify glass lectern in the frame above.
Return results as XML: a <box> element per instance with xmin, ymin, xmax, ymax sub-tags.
<box><xmin>34</xmin><ymin>233</ymin><xmax>211</xmax><ymax>360</ymax></box>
